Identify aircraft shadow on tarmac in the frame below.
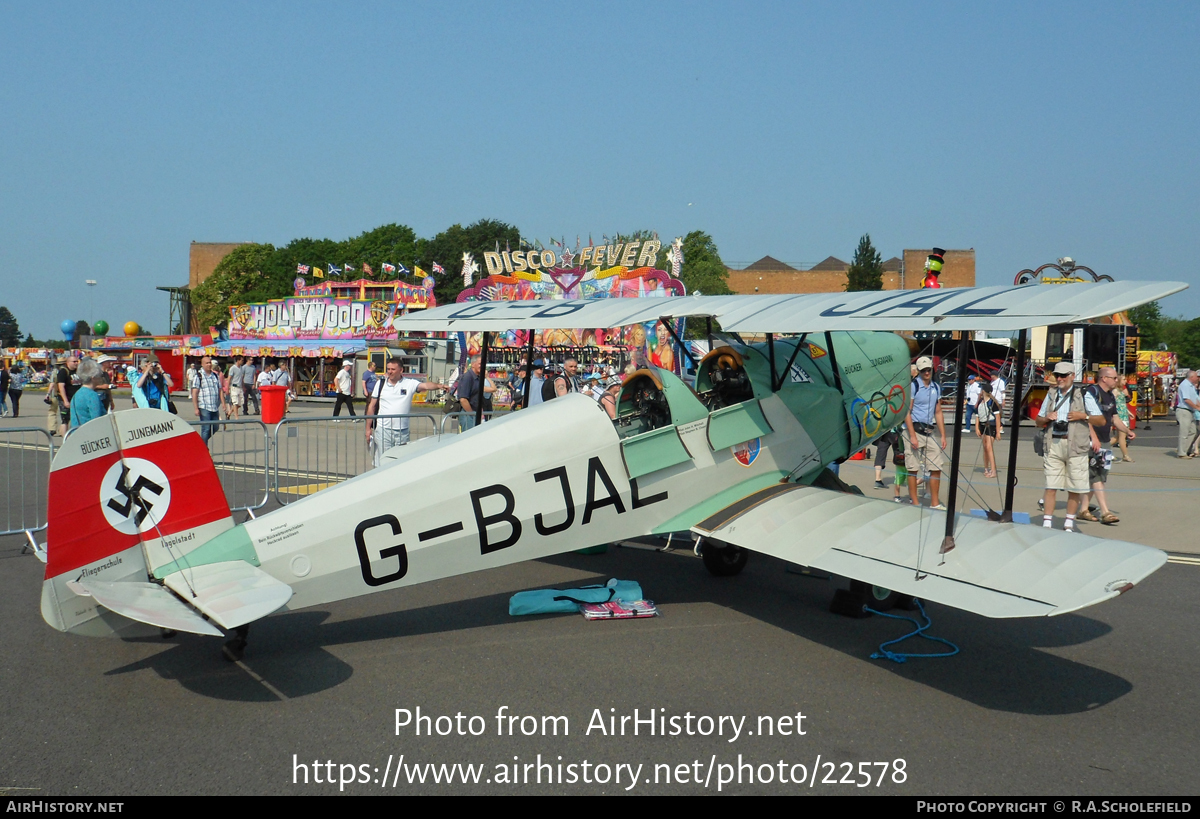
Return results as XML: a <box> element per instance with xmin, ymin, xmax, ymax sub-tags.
<box><xmin>103</xmin><ymin>544</ymin><xmax>1130</xmax><ymax>714</ymax></box>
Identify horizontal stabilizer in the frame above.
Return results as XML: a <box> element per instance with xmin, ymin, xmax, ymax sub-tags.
<box><xmin>162</xmin><ymin>561</ymin><xmax>293</xmax><ymax>629</ymax></box>
<box><xmin>692</xmin><ymin>486</ymin><xmax>1167</xmax><ymax>618</ymax></box>
<box><xmin>78</xmin><ymin>580</ymin><xmax>222</xmax><ymax>636</ymax></box>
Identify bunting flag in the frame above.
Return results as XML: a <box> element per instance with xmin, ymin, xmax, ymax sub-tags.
<box><xmin>431</xmin><ymin>261</ymin><xmax>445</xmax><ymax>275</ymax></box>
<box><xmin>362</xmin><ymin>263</ymin><xmax>374</xmax><ymax>277</ymax></box>
<box><xmin>296</xmin><ymin>264</ymin><xmax>310</xmax><ymax>275</ymax></box>
<box><xmin>382</xmin><ymin>263</ymin><xmax>396</xmax><ymax>274</ymax></box>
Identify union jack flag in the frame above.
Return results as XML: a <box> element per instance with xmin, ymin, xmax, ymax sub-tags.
<box><xmin>431</xmin><ymin>261</ymin><xmax>445</xmax><ymax>275</ymax></box>
<box><xmin>296</xmin><ymin>264</ymin><xmax>310</xmax><ymax>275</ymax></box>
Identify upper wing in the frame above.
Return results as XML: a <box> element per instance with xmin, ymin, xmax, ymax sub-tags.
<box><xmin>392</xmin><ymin>281</ymin><xmax>1187</xmax><ymax>333</ymax></box>
<box><xmin>691</xmin><ymin>485</ymin><xmax>1167</xmax><ymax>618</ymax></box>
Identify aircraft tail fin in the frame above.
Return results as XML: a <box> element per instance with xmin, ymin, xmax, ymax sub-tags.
<box><xmin>41</xmin><ymin>409</ymin><xmax>235</xmax><ymax>636</ymax></box>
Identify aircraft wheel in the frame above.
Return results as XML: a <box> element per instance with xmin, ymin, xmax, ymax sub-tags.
<box><xmin>851</xmin><ymin>580</ymin><xmax>899</xmax><ymax>611</ymax></box>
<box><xmin>222</xmin><ymin>639</ymin><xmax>246</xmax><ymax>663</ymax></box>
<box><xmin>221</xmin><ymin>624</ymin><xmax>250</xmax><ymax>663</ymax></box>
<box><xmin>702</xmin><ymin>541</ymin><xmax>748</xmax><ymax>576</ymax></box>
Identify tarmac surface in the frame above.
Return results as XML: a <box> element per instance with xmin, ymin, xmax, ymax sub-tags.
<box><xmin>2</xmin><ymin>400</ymin><xmax>1198</xmax><ymax>795</ymax></box>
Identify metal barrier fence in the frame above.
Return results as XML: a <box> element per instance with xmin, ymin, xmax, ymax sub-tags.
<box><xmin>272</xmin><ymin>414</ymin><xmax>439</xmax><ymax>505</ymax></box>
<box><xmin>440</xmin><ymin>410</ymin><xmax>511</xmax><ymax>434</ymax></box>
<box><xmin>187</xmin><ymin>418</ymin><xmax>271</xmax><ymax>514</ymax></box>
<box><xmin>0</xmin><ymin>427</ymin><xmax>55</xmax><ymax>556</ymax></box>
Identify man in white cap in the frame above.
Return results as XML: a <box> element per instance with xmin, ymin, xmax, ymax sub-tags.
<box><xmin>904</xmin><ymin>356</ymin><xmax>947</xmax><ymax>508</ymax></box>
<box><xmin>95</xmin><ymin>355</ymin><xmax>118</xmax><ymax>413</ymax></box>
<box><xmin>333</xmin><ymin>359</ymin><xmax>356</xmax><ymax>417</ymax></box>
<box><xmin>1036</xmin><ymin>361</ymin><xmax>1104</xmax><ymax>531</ymax></box>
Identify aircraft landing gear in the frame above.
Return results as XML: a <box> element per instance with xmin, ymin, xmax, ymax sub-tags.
<box><xmin>701</xmin><ymin>540</ymin><xmax>749</xmax><ymax>576</ymax></box>
<box><xmin>830</xmin><ymin>581</ymin><xmax>917</xmax><ymax>617</ymax></box>
<box><xmin>222</xmin><ymin>625</ymin><xmax>250</xmax><ymax>662</ymax></box>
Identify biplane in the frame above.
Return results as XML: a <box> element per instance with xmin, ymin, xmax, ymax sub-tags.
<box><xmin>39</xmin><ymin>281</ymin><xmax>1186</xmax><ymax>659</ymax></box>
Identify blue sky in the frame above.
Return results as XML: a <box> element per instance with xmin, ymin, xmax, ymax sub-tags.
<box><xmin>2</xmin><ymin>1</ymin><xmax>1196</xmax><ymax>339</ymax></box>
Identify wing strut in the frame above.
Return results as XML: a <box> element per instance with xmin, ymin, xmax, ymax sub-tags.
<box><xmin>477</xmin><ymin>331</ymin><xmax>489</xmax><ymax>427</ymax></box>
<box><xmin>771</xmin><ymin>333</ymin><xmax>809</xmax><ymax>392</ymax></box>
<box><xmin>767</xmin><ymin>333</ymin><xmax>776</xmax><ymax>390</ymax></box>
<box><xmin>659</xmin><ymin>316</ymin><xmax>700</xmax><ymax>369</ymax></box>
<box><xmin>941</xmin><ymin>333</ymin><xmax>972</xmax><ymax>554</ymax></box>
<box><xmin>823</xmin><ymin>331</ymin><xmax>844</xmax><ymax>394</ymax></box>
<box><xmin>1000</xmin><ymin>328</ymin><xmax>1028</xmax><ymax>521</ymax></box>
<box><xmin>522</xmin><ymin>328</ymin><xmax>534</xmax><ymax>409</ymax></box>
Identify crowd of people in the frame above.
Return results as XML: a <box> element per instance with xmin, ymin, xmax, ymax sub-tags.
<box><xmin>18</xmin><ymin>346</ymin><xmax>1200</xmax><ymax>502</ymax></box>
<box><xmin>868</xmin><ymin>358</ymin><xmax>1200</xmax><ymax>529</ymax></box>
<box><xmin>26</xmin><ymin>352</ymin><xmax>302</xmax><ymax>444</ymax></box>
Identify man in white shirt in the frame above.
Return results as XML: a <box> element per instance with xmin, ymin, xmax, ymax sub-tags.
<box><xmin>256</xmin><ymin>362</ymin><xmax>273</xmax><ymax>389</ymax></box>
<box><xmin>991</xmin><ymin>369</ymin><xmax>1007</xmax><ymax>412</ymax></box>
<box><xmin>963</xmin><ymin>374</ymin><xmax>981</xmax><ymax>431</ymax></box>
<box><xmin>365</xmin><ymin>358</ymin><xmax>448</xmax><ymax>465</ymax></box>
<box><xmin>1176</xmin><ymin>369</ymin><xmax>1200</xmax><ymax>458</ymax></box>
<box><xmin>333</xmin><ymin>360</ymin><xmax>356</xmax><ymax>417</ymax></box>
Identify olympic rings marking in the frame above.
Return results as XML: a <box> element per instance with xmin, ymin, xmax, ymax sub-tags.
<box><xmin>851</xmin><ymin>384</ymin><xmax>908</xmax><ymax>440</ymax></box>
<box><xmin>851</xmin><ymin>397</ymin><xmax>885</xmax><ymax>437</ymax></box>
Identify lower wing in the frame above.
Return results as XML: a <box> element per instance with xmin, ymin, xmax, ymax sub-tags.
<box><xmin>691</xmin><ymin>484</ymin><xmax>1166</xmax><ymax>618</ymax></box>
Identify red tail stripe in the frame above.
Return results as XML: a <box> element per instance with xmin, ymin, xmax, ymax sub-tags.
<box><xmin>46</xmin><ymin>433</ymin><xmax>230</xmax><ymax>578</ymax></box>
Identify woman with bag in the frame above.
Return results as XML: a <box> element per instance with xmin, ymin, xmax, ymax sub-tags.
<box><xmin>974</xmin><ymin>382</ymin><xmax>1002</xmax><ymax>478</ymax></box>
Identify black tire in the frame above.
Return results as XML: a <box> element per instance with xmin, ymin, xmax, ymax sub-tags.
<box><xmin>850</xmin><ymin>579</ymin><xmax>900</xmax><ymax>611</ymax></box>
<box><xmin>221</xmin><ymin>639</ymin><xmax>246</xmax><ymax>663</ymax></box>
<box><xmin>702</xmin><ymin>541</ymin><xmax>749</xmax><ymax>576</ymax></box>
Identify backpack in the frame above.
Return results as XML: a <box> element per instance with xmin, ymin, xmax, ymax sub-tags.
<box><xmin>541</xmin><ymin>374</ymin><xmax>562</xmax><ymax>402</ymax></box>
<box><xmin>912</xmin><ymin>377</ymin><xmax>941</xmax><ymax>398</ymax></box>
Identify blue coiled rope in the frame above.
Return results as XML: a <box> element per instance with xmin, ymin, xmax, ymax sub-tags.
<box><xmin>865</xmin><ymin>599</ymin><xmax>960</xmax><ymax>663</ymax></box>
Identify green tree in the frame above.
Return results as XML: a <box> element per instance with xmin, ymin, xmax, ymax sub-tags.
<box><xmin>22</xmin><ymin>332</ymin><xmax>36</xmax><ymax>348</ymax></box>
<box><xmin>845</xmin><ymin>234</ymin><xmax>884</xmax><ymax>291</ymax></box>
<box><xmin>1127</xmin><ymin>301</ymin><xmax>1163</xmax><ymax>350</ymax></box>
<box><xmin>678</xmin><ymin>231</ymin><xmax>732</xmax><ymax>296</ymax></box>
<box><xmin>1161</xmin><ymin>316</ymin><xmax>1200</xmax><ymax>370</ymax></box>
<box><xmin>74</xmin><ymin>320</ymin><xmax>91</xmax><ymax>340</ymax></box>
<box><xmin>0</xmin><ymin>306</ymin><xmax>20</xmax><ymax>346</ymax></box>
<box><xmin>190</xmin><ymin>243</ymin><xmax>279</xmax><ymax>330</ymax></box>
<box><xmin>417</xmin><ymin>219</ymin><xmax>522</xmax><ymax>305</ymax></box>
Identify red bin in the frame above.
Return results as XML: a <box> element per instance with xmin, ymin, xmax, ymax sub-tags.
<box><xmin>259</xmin><ymin>384</ymin><xmax>288</xmax><ymax>424</ymax></box>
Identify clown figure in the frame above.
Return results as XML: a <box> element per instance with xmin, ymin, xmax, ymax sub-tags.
<box><xmin>921</xmin><ymin>248</ymin><xmax>946</xmax><ymax>289</ymax></box>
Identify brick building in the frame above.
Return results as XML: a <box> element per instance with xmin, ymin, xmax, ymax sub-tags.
<box><xmin>188</xmin><ymin>241</ymin><xmax>250</xmax><ymax>289</ymax></box>
<box><xmin>727</xmin><ymin>249</ymin><xmax>974</xmax><ymax>294</ymax></box>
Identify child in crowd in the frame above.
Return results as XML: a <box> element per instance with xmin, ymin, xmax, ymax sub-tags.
<box><xmin>893</xmin><ymin>434</ymin><xmax>910</xmax><ymax>503</ymax></box>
